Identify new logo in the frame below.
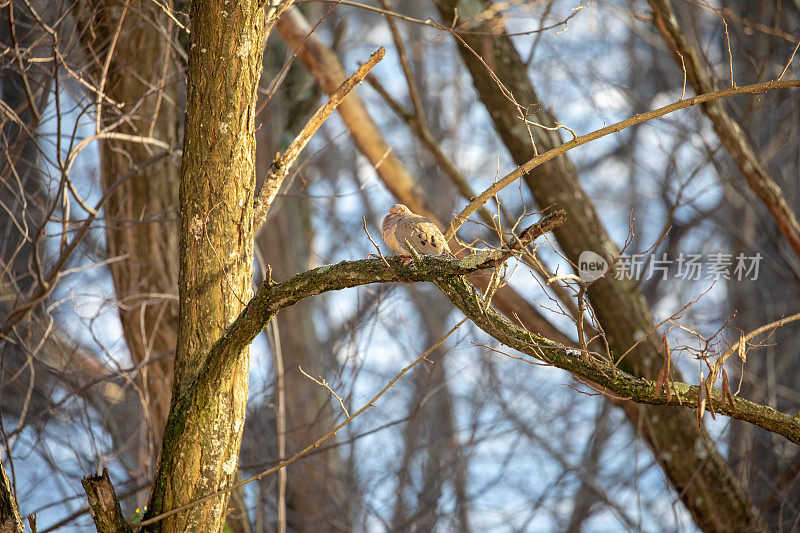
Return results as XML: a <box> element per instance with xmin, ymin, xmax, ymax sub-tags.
<box><xmin>578</xmin><ymin>251</ymin><xmax>609</xmax><ymax>283</ymax></box>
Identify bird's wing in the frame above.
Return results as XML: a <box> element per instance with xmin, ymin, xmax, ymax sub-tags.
<box><xmin>394</xmin><ymin>215</ymin><xmax>452</xmax><ymax>256</ymax></box>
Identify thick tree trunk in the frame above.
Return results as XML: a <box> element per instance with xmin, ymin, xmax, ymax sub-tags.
<box><xmin>433</xmin><ymin>0</ymin><xmax>764</xmax><ymax>530</ymax></box>
<box><xmin>647</xmin><ymin>0</ymin><xmax>800</xmax><ymax>260</ymax></box>
<box><xmin>392</xmin><ymin>293</ymin><xmax>471</xmax><ymax>532</ymax></box>
<box><xmin>143</xmin><ymin>0</ymin><xmax>266</xmax><ymax>530</ymax></box>
<box><xmin>259</xmin><ymin>199</ymin><xmax>353</xmax><ymax>531</ymax></box>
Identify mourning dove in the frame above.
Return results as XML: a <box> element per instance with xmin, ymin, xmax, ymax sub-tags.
<box><xmin>381</xmin><ymin>204</ymin><xmax>452</xmax><ymax>258</ymax></box>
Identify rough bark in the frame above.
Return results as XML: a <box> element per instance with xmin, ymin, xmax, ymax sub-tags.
<box><xmin>0</xmin><ymin>457</ymin><xmax>24</xmax><ymax>533</ymax></box>
<box><xmin>82</xmin><ymin>468</ymin><xmax>132</xmax><ymax>533</ymax></box>
<box><xmin>142</xmin><ymin>0</ymin><xmax>266</xmax><ymax>530</ymax></box>
<box><xmin>432</xmin><ymin>0</ymin><xmax>765</xmax><ymax>529</ymax></box>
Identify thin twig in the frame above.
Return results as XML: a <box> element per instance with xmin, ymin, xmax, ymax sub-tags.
<box><xmin>298</xmin><ymin>365</ymin><xmax>349</xmax><ymax>417</ymax></box>
<box><xmin>722</xmin><ymin>18</ymin><xmax>734</xmax><ymax>88</ymax></box>
<box><xmin>268</xmin><ymin>320</ymin><xmax>286</xmax><ymax>533</ymax></box>
<box><xmin>778</xmin><ymin>39</ymin><xmax>800</xmax><ymax>81</ymax></box>
<box><xmin>444</xmin><ymin>78</ymin><xmax>800</xmax><ymax>240</ymax></box>
<box><xmin>705</xmin><ymin>312</ymin><xmax>800</xmax><ymax>390</ymax></box>
<box><xmin>380</xmin><ymin>0</ymin><xmax>426</xmax><ymax>121</ymax></box>
<box><xmin>95</xmin><ymin>0</ymin><xmax>130</xmax><ymax>134</ymax></box>
<box><xmin>365</xmin><ymin>74</ymin><xmax>505</xmax><ymax>229</ymax></box>
<box><xmin>362</xmin><ymin>217</ymin><xmax>404</xmax><ymax>282</ymax></box>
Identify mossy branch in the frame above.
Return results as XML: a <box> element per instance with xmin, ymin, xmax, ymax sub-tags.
<box><xmin>168</xmin><ymin>228</ymin><xmax>800</xmax><ymax>447</ymax></box>
<box><xmin>432</xmin><ymin>276</ymin><xmax>800</xmax><ymax>444</ymax></box>
<box><xmin>135</xmin><ymin>226</ymin><xmax>800</xmax><ymax>529</ymax></box>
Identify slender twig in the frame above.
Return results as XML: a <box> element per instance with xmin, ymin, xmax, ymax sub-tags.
<box><xmin>1</xmin><ymin>150</ymin><xmax>175</xmax><ymax>336</ymax></box>
<box><xmin>362</xmin><ymin>217</ymin><xmax>405</xmax><ymax>283</ymax></box>
<box><xmin>258</xmin><ymin>0</ymin><xmax>338</xmax><ymax>113</ymax></box>
<box><xmin>722</xmin><ymin>18</ymin><xmax>734</xmax><ymax>88</ymax></box>
<box><xmin>705</xmin><ymin>312</ymin><xmax>800</xmax><ymax>389</ymax></box>
<box><xmin>268</xmin><ymin>320</ymin><xmax>286</xmax><ymax>533</ymax></box>
<box><xmin>444</xmin><ymin>78</ymin><xmax>800</xmax><ymax>240</ymax></box>
<box><xmin>365</xmin><ymin>74</ymin><xmax>503</xmax><ymax>229</ymax></box>
<box><xmin>295</xmin><ymin>0</ymin><xmax>585</xmax><ymax>37</ymax></box>
<box><xmin>778</xmin><ymin>40</ymin><xmax>800</xmax><ymax>81</ymax></box>
<box><xmin>429</xmin><ymin>18</ymin><xmax>539</xmax><ymax>158</ymax></box>
<box><xmin>298</xmin><ymin>365</ymin><xmax>349</xmax><ymax>417</ymax></box>
<box><xmin>649</xmin><ymin>0</ymin><xmax>800</xmax><ymax>260</ymax></box>
<box><xmin>380</xmin><ymin>0</ymin><xmax>426</xmax><ymax>121</ymax></box>
<box><xmin>7</xmin><ymin>2</ymin><xmax>42</xmax><ymax>123</ymax></box>
<box><xmin>95</xmin><ymin>0</ymin><xmax>130</xmax><ymax>134</ymax></box>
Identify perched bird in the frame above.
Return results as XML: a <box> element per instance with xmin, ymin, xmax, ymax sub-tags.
<box><xmin>381</xmin><ymin>204</ymin><xmax>452</xmax><ymax>259</ymax></box>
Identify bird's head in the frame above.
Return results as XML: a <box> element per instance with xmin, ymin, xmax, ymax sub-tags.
<box><xmin>389</xmin><ymin>204</ymin><xmax>413</xmax><ymax>216</ymax></box>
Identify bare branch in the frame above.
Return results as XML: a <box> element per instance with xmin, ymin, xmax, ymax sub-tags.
<box><xmin>253</xmin><ymin>47</ymin><xmax>386</xmax><ymax>227</ymax></box>
<box><xmin>445</xmin><ymin>78</ymin><xmax>800</xmax><ymax>240</ymax></box>
<box><xmin>649</xmin><ymin>0</ymin><xmax>800</xmax><ymax>260</ymax></box>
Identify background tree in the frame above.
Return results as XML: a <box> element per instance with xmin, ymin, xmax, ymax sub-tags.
<box><xmin>1</xmin><ymin>0</ymin><xmax>799</xmax><ymax>532</ymax></box>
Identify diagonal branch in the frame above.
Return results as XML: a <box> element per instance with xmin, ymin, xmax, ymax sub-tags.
<box><xmin>432</xmin><ymin>272</ymin><xmax>800</xmax><ymax>444</ymax></box>
<box><xmin>445</xmin><ymin>78</ymin><xmax>800</xmax><ymax>240</ymax></box>
<box><xmin>253</xmin><ymin>46</ymin><xmax>386</xmax><ymax>227</ymax></box>
<box><xmin>648</xmin><ymin>0</ymin><xmax>800</xmax><ymax>260</ymax></box>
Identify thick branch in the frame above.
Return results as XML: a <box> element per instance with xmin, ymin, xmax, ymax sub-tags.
<box><xmin>433</xmin><ymin>1</ymin><xmax>772</xmax><ymax>528</ymax></box>
<box><xmin>433</xmin><ymin>276</ymin><xmax>800</xmax><ymax>444</ymax></box>
<box><xmin>170</xmin><ymin>245</ymin><xmax>800</xmax><ymax>447</ymax></box>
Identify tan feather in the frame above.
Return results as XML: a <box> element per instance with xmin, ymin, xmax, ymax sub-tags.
<box><xmin>381</xmin><ymin>204</ymin><xmax>452</xmax><ymax>257</ymax></box>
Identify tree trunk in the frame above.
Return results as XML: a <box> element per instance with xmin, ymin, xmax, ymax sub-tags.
<box><xmin>143</xmin><ymin>0</ymin><xmax>267</xmax><ymax>529</ymax></box>
<box><xmin>257</xmin><ymin>187</ymin><xmax>353</xmax><ymax>531</ymax></box>
<box><xmin>722</xmin><ymin>2</ymin><xmax>800</xmax><ymax>529</ymax></box>
<box><xmin>392</xmin><ymin>292</ymin><xmax>470</xmax><ymax>533</ymax></box>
